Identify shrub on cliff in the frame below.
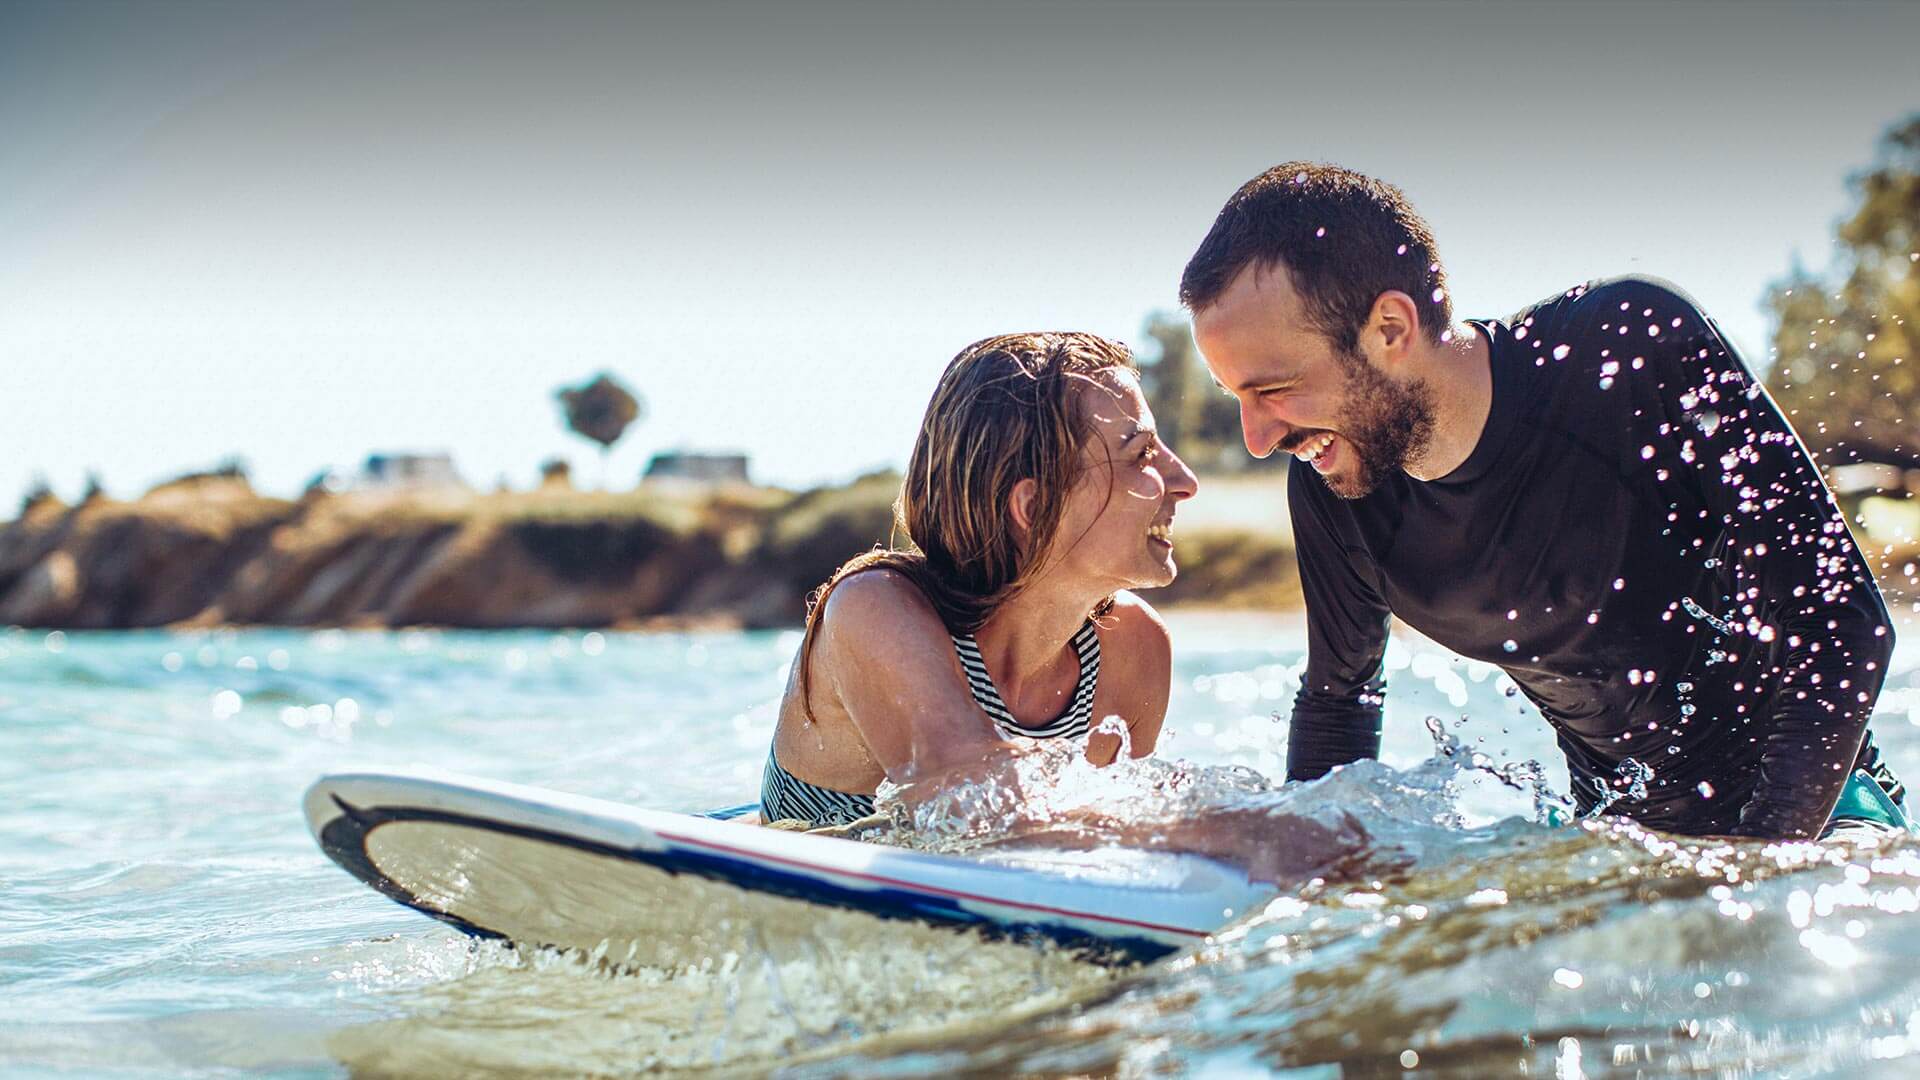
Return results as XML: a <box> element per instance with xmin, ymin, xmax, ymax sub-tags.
<box><xmin>763</xmin><ymin>470</ymin><xmax>902</xmax><ymax>595</ymax></box>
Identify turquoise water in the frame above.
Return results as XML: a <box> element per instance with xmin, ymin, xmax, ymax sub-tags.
<box><xmin>5</xmin><ymin>614</ymin><xmax>1920</xmax><ymax>1077</ymax></box>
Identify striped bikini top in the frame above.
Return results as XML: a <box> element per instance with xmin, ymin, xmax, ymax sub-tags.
<box><xmin>950</xmin><ymin>620</ymin><xmax>1102</xmax><ymax>740</ymax></box>
<box><xmin>760</xmin><ymin>620</ymin><xmax>1103</xmax><ymax>827</ymax></box>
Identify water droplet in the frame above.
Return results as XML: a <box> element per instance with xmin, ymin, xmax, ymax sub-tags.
<box><xmin>1553</xmin><ymin>344</ymin><xmax>1572</xmax><ymax>360</ymax></box>
<box><xmin>1503</xmin><ymin>639</ymin><xmax>1518</xmax><ymax>652</ymax></box>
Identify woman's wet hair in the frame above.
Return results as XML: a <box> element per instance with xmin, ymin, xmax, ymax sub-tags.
<box><xmin>1180</xmin><ymin>161</ymin><xmax>1451</xmax><ymax>354</ymax></box>
<box><xmin>795</xmin><ymin>331</ymin><xmax>1135</xmax><ymax>720</ymax></box>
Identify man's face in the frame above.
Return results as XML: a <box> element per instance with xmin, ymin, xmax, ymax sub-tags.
<box><xmin>1192</xmin><ymin>263</ymin><xmax>1435</xmax><ymax>499</ymax></box>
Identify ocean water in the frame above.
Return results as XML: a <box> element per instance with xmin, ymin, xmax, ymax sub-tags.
<box><xmin>5</xmin><ymin>612</ymin><xmax>1920</xmax><ymax>1078</ymax></box>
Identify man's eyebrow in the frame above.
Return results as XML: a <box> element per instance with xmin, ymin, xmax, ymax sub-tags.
<box><xmin>1222</xmin><ymin>369</ymin><xmax>1296</xmax><ymax>394</ymax></box>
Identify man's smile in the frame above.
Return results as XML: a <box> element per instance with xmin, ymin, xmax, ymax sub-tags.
<box><xmin>1293</xmin><ymin>432</ymin><xmax>1337</xmax><ymax>470</ymax></box>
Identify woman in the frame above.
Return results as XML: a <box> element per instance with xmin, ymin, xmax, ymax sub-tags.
<box><xmin>761</xmin><ymin>331</ymin><xmax>1199</xmax><ymax>827</ymax></box>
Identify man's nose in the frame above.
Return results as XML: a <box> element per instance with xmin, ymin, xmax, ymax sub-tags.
<box><xmin>1240</xmin><ymin>399</ymin><xmax>1284</xmax><ymax>459</ymax></box>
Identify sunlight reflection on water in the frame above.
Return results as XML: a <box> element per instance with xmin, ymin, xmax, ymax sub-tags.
<box><xmin>2</xmin><ymin>615</ymin><xmax>1917</xmax><ymax>1076</ymax></box>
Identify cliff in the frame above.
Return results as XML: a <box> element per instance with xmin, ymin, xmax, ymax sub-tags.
<box><xmin>0</xmin><ymin>473</ymin><xmax>1300</xmax><ymax>630</ymax></box>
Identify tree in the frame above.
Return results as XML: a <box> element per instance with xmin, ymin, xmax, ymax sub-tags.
<box><xmin>557</xmin><ymin>373</ymin><xmax>645</xmax><ymax>486</ymax></box>
<box><xmin>1137</xmin><ymin>311</ymin><xmax>1246</xmax><ymax>472</ymax></box>
<box><xmin>1766</xmin><ymin>115</ymin><xmax>1920</xmax><ymax>476</ymax></box>
<box><xmin>19</xmin><ymin>472</ymin><xmax>58</xmax><ymax>517</ymax></box>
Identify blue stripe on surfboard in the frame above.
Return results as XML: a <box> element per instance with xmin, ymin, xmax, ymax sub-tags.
<box><xmin>317</xmin><ymin>794</ymin><xmax>1178</xmax><ymax>964</ymax></box>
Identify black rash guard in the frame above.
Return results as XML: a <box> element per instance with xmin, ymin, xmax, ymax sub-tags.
<box><xmin>1287</xmin><ymin>276</ymin><xmax>1896</xmax><ymax>839</ymax></box>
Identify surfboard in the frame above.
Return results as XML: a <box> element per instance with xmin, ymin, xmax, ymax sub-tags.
<box><xmin>304</xmin><ymin>768</ymin><xmax>1273</xmax><ymax>966</ymax></box>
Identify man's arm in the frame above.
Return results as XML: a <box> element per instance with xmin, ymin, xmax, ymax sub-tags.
<box><xmin>1653</xmin><ymin>283</ymin><xmax>1896</xmax><ymax>838</ymax></box>
<box><xmin>1286</xmin><ymin>462</ymin><xmax>1394</xmax><ymax>781</ymax></box>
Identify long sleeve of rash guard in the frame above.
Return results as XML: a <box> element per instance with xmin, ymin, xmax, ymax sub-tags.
<box><xmin>1660</xmin><ymin>295</ymin><xmax>1896</xmax><ymax>838</ymax></box>
<box><xmin>1285</xmin><ymin>461</ymin><xmax>1393</xmax><ymax>781</ymax></box>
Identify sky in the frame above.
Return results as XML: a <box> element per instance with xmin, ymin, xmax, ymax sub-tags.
<box><xmin>3</xmin><ymin>0</ymin><xmax>1918</xmax><ymax>504</ymax></box>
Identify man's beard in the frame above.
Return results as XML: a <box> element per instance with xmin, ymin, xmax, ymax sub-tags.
<box><xmin>1321</xmin><ymin>352</ymin><xmax>1437</xmax><ymax>499</ymax></box>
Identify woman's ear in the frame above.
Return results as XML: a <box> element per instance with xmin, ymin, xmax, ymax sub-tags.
<box><xmin>1008</xmin><ymin>477</ymin><xmax>1039</xmax><ymax>537</ymax></box>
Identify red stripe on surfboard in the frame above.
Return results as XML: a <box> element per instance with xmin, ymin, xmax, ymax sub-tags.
<box><xmin>657</xmin><ymin>828</ymin><xmax>1213</xmax><ymax>939</ymax></box>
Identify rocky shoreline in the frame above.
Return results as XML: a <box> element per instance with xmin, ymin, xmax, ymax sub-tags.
<box><xmin>0</xmin><ymin>474</ymin><xmax>1301</xmax><ymax>631</ymax></box>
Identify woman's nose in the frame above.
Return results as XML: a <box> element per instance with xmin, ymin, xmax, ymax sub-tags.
<box><xmin>1165</xmin><ymin>450</ymin><xmax>1199</xmax><ymax>500</ymax></box>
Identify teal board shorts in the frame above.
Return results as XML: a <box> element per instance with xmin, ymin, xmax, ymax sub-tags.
<box><xmin>1548</xmin><ymin>766</ymin><xmax>1912</xmax><ymax>838</ymax></box>
<box><xmin>1822</xmin><ymin>766</ymin><xmax>1913</xmax><ymax>838</ymax></box>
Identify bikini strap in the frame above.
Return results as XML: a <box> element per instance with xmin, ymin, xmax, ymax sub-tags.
<box><xmin>950</xmin><ymin>619</ymin><xmax>1100</xmax><ymax>739</ymax></box>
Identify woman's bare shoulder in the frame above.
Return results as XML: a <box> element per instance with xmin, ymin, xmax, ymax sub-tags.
<box><xmin>1098</xmin><ymin>590</ymin><xmax>1172</xmax><ymax>659</ymax></box>
<box><xmin>818</xmin><ymin>568</ymin><xmax>950</xmax><ymax>650</ymax></box>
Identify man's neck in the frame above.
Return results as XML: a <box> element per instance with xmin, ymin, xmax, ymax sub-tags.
<box><xmin>1403</xmin><ymin>321</ymin><xmax>1493</xmax><ymax>482</ymax></box>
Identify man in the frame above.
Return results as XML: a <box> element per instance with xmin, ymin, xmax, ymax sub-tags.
<box><xmin>1182</xmin><ymin>162</ymin><xmax>1899</xmax><ymax>840</ymax></box>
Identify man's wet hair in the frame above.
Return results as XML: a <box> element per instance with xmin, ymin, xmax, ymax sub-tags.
<box><xmin>1180</xmin><ymin>162</ymin><xmax>1452</xmax><ymax>353</ymax></box>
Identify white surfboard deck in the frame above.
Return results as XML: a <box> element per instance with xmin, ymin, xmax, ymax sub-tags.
<box><xmin>305</xmin><ymin>768</ymin><xmax>1273</xmax><ymax>965</ymax></box>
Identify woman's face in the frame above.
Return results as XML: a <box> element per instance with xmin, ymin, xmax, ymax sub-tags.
<box><xmin>1043</xmin><ymin>370</ymin><xmax>1199</xmax><ymax>592</ymax></box>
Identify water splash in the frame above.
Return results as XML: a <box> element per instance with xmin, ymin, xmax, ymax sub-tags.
<box><xmin>864</xmin><ymin>710</ymin><xmax>1582</xmax><ymax>893</ymax></box>
<box><xmin>1681</xmin><ymin>595</ymin><xmax>1735</xmax><ymax>636</ymax></box>
<box><xmin>1421</xmin><ymin>714</ymin><xmax>1572</xmax><ymax>827</ymax></box>
<box><xmin>1586</xmin><ymin>757</ymin><xmax>1655</xmax><ymax>819</ymax></box>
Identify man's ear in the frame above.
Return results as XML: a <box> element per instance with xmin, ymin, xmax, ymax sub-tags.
<box><xmin>1366</xmin><ymin>290</ymin><xmax>1421</xmax><ymax>364</ymax></box>
<box><xmin>1008</xmin><ymin>477</ymin><xmax>1039</xmax><ymax>537</ymax></box>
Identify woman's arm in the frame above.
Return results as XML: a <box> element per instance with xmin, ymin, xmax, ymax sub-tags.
<box><xmin>814</xmin><ymin>569</ymin><xmax>1016</xmax><ymax>783</ymax></box>
<box><xmin>1086</xmin><ymin>591</ymin><xmax>1173</xmax><ymax>765</ymax></box>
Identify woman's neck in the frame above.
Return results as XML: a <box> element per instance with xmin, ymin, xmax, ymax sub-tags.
<box><xmin>972</xmin><ymin>581</ymin><xmax>1099</xmax><ymax>692</ymax></box>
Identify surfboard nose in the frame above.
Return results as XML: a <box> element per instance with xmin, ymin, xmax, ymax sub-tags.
<box><xmin>302</xmin><ymin>776</ymin><xmax>347</xmax><ymax>837</ymax></box>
